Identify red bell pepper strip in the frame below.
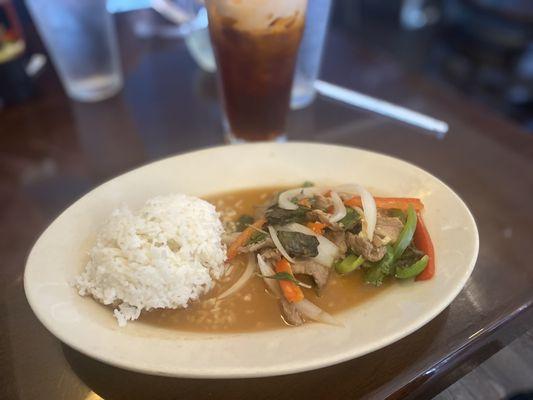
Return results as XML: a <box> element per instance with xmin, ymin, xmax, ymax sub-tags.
<box><xmin>344</xmin><ymin>196</ymin><xmax>424</xmax><ymax>211</ymax></box>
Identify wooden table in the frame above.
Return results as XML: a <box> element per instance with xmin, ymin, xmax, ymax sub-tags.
<box><xmin>1</xmin><ymin>10</ymin><xmax>533</xmax><ymax>400</ymax></box>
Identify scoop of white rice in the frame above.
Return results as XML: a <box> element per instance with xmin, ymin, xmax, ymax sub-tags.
<box><xmin>75</xmin><ymin>194</ymin><xmax>226</xmax><ymax>326</ymax></box>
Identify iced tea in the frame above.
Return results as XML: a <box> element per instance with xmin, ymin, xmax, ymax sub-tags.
<box><xmin>206</xmin><ymin>0</ymin><xmax>307</xmax><ymax>141</ymax></box>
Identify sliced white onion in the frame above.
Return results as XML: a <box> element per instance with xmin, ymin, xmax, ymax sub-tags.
<box><xmin>280</xmin><ymin>223</ymin><xmax>339</xmax><ymax>268</ymax></box>
<box><xmin>294</xmin><ymin>299</ymin><xmax>343</xmax><ymax>327</ymax></box>
<box><xmin>334</xmin><ymin>184</ymin><xmax>376</xmax><ymax>240</ymax></box>
<box><xmin>257</xmin><ymin>254</ymin><xmax>282</xmax><ymax>298</ymax></box>
<box><xmin>328</xmin><ymin>191</ymin><xmax>346</xmax><ymax>223</ymax></box>
<box><xmin>356</xmin><ymin>185</ymin><xmax>377</xmax><ymax>240</ymax></box>
<box><xmin>217</xmin><ymin>253</ymin><xmax>255</xmax><ymax>300</ymax></box>
<box><xmin>268</xmin><ymin>225</ymin><xmax>295</xmax><ymax>263</ymax></box>
<box><xmin>278</xmin><ymin>187</ymin><xmax>325</xmax><ymax>210</ymax></box>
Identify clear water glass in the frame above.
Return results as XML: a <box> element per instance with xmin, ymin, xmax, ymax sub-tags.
<box><xmin>25</xmin><ymin>0</ymin><xmax>123</xmax><ymax>102</ymax></box>
<box><xmin>183</xmin><ymin>8</ymin><xmax>216</xmax><ymax>73</ymax></box>
<box><xmin>151</xmin><ymin>0</ymin><xmax>216</xmax><ymax>72</ymax></box>
<box><xmin>291</xmin><ymin>0</ymin><xmax>332</xmax><ymax>109</ymax></box>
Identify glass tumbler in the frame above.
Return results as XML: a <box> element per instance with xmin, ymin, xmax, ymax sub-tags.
<box><xmin>25</xmin><ymin>0</ymin><xmax>123</xmax><ymax>102</ymax></box>
<box><xmin>205</xmin><ymin>0</ymin><xmax>307</xmax><ymax>142</ymax></box>
<box><xmin>291</xmin><ymin>0</ymin><xmax>332</xmax><ymax>109</ymax></box>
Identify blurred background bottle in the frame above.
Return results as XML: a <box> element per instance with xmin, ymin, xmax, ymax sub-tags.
<box><xmin>0</xmin><ymin>0</ymin><xmax>32</xmax><ymax>107</ymax></box>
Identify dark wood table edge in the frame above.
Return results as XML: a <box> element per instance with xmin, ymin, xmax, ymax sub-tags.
<box><xmin>387</xmin><ymin>300</ymin><xmax>533</xmax><ymax>399</ymax></box>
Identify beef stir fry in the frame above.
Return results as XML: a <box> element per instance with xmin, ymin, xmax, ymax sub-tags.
<box><xmin>221</xmin><ymin>183</ymin><xmax>435</xmax><ymax>326</ymax></box>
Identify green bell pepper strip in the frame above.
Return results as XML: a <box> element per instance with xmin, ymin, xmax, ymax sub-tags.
<box><xmin>393</xmin><ymin>204</ymin><xmax>417</xmax><ymax>259</ymax></box>
<box><xmin>335</xmin><ymin>254</ymin><xmax>365</xmax><ymax>274</ymax></box>
<box><xmin>395</xmin><ymin>255</ymin><xmax>429</xmax><ymax>279</ymax></box>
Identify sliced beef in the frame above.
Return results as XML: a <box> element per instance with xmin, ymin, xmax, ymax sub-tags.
<box><xmin>314</xmin><ymin>194</ymin><xmax>332</xmax><ymax>210</ymax></box>
<box><xmin>326</xmin><ymin>230</ymin><xmax>348</xmax><ymax>256</ymax></box>
<box><xmin>307</xmin><ymin>209</ymin><xmax>342</xmax><ymax>231</ymax></box>
<box><xmin>308</xmin><ymin>209</ymin><xmax>329</xmax><ymax>224</ymax></box>
<box><xmin>373</xmin><ymin>216</ymin><xmax>404</xmax><ymax>246</ymax></box>
<box><xmin>345</xmin><ymin>216</ymin><xmax>403</xmax><ymax>261</ymax></box>
<box><xmin>292</xmin><ymin>260</ymin><xmax>331</xmax><ymax>291</ymax></box>
<box><xmin>280</xmin><ymin>298</ymin><xmax>304</xmax><ymax>326</ymax></box>
<box><xmin>346</xmin><ymin>232</ymin><xmax>387</xmax><ymax>262</ymax></box>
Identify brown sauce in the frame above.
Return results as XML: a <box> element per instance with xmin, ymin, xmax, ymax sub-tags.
<box><xmin>140</xmin><ymin>187</ymin><xmax>390</xmax><ymax>332</ymax></box>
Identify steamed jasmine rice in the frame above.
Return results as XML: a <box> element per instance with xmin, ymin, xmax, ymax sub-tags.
<box><xmin>75</xmin><ymin>194</ymin><xmax>226</xmax><ymax>326</ymax></box>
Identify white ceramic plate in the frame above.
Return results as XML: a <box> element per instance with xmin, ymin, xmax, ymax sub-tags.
<box><xmin>24</xmin><ymin>142</ymin><xmax>479</xmax><ymax>378</ymax></box>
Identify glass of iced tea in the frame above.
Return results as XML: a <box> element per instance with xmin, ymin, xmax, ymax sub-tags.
<box><xmin>205</xmin><ymin>0</ymin><xmax>307</xmax><ymax>142</ymax></box>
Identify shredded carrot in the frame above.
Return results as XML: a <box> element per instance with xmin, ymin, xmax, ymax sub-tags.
<box><xmin>298</xmin><ymin>198</ymin><xmax>312</xmax><ymax>208</ymax></box>
<box><xmin>344</xmin><ymin>196</ymin><xmax>424</xmax><ymax>211</ymax></box>
<box><xmin>275</xmin><ymin>258</ymin><xmax>304</xmax><ymax>303</ymax></box>
<box><xmin>307</xmin><ymin>221</ymin><xmax>326</xmax><ymax>235</ymax></box>
<box><xmin>226</xmin><ymin>217</ymin><xmax>267</xmax><ymax>261</ymax></box>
